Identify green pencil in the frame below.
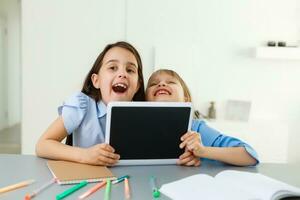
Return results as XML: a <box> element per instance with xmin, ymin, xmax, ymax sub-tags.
<box><xmin>56</xmin><ymin>180</ymin><xmax>88</xmax><ymax>200</ymax></box>
<box><xmin>104</xmin><ymin>179</ymin><xmax>111</xmax><ymax>200</ymax></box>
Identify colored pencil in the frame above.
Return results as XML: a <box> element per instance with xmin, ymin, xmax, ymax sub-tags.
<box><xmin>24</xmin><ymin>178</ymin><xmax>56</xmax><ymax>200</ymax></box>
<box><xmin>0</xmin><ymin>179</ymin><xmax>35</xmax><ymax>194</ymax></box>
<box><xmin>104</xmin><ymin>179</ymin><xmax>111</xmax><ymax>200</ymax></box>
<box><xmin>124</xmin><ymin>178</ymin><xmax>131</xmax><ymax>199</ymax></box>
<box><xmin>78</xmin><ymin>180</ymin><xmax>106</xmax><ymax>199</ymax></box>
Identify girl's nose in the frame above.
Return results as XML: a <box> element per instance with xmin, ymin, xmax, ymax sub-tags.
<box><xmin>118</xmin><ymin>69</ymin><xmax>127</xmax><ymax>78</ymax></box>
<box><xmin>118</xmin><ymin>74</ymin><xmax>127</xmax><ymax>78</ymax></box>
<box><xmin>158</xmin><ymin>82</ymin><xmax>166</xmax><ymax>87</ymax></box>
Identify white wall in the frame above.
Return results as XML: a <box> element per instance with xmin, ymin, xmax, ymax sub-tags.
<box><xmin>22</xmin><ymin>0</ymin><xmax>127</xmax><ymax>154</ymax></box>
<box><xmin>0</xmin><ymin>16</ymin><xmax>8</xmax><ymax>130</ymax></box>
<box><xmin>22</xmin><ymin>0</ymin><xmax>300</xmax><ymax>163</ymax></box>
<box><xmin>0</xmin><ymin>0</ymin><xmax>21</xmax><ymax>127</ymax></box>
<box><xmin>126</xmin><ymin>0</ymin><xmax>300</xmax><ymax>163</ymax></box>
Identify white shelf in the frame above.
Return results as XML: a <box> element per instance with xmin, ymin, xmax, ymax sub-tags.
<box><xmin>255</xmin><ymin>47</ymin><xmax>300</xmax><ymax>60</ymax></box>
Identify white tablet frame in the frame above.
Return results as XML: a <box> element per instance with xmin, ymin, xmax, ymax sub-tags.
<box><xmin>105</xmin><ymin>101</ymin><xmax>193</xmax><ymax>165</ymax></box>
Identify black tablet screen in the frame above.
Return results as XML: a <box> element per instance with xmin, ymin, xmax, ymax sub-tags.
<box><xmin>109</xmin><ymin>106</ymin><xmax>191</xmax><ymax>159</ymax></box>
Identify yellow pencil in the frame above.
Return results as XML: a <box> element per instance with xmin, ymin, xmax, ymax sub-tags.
<box><xmin>0</xmin><ymin>179</ymin><xmax>35</xmax><ymax>194</ymax></box>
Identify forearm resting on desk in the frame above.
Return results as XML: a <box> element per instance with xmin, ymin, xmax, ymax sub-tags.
<box><xmin>35</xmin><ymin>117</ymin><xmax>84</xmax><ymax>163</ymax></box>
<box><xmin>196</xmin><ymin>147</ymin><xmax>257</xmax><ymax>166</ymax></box>
<box><xmin>36</xmin><ymin>139</ymin><xmax>120</xmax><ymax>166</ymax></box>
<box><xmin>36</xmin><ymin>117</ymin><xmax>120</xmax><ymax>166</ymax></box>
<box><xmin>36</xmin><ymin>139</ymin><xmax>85</xmax><ymax>163</ymax></box>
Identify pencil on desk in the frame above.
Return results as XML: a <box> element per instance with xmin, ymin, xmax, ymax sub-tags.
<box><xmin>78</xmin><ymin>180</ymin><xmax>106</xmax><ymax>199</ymax></box>
<box><xmin>56</xmin><ymin>180</ymin><xmax>88</xmax><ymax>200</ymax></box>
<box><xmin>24</xmin><ymin>178</ymin><xmax>56</xmax><ymax>200</ymax></box>
<box><xmin>104</xmin><ymin>179</ymin><xmax>111</xmax><ymax>200</ymax></box>
<box><xmin>124</xmin><ymin>178</ymin><xmax>131</xmax><ymax>199</ymax></box>
<box><xmin>0</xmin><ymin>179</ymin><xmax>35</xmax><ymax>194</ymax></box>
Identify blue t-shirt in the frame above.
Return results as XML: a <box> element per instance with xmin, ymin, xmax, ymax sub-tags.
<box><xmin>192</xmin><ymin>120</ymin><xmax>259</xmax><ymax>164</ymax></box>
<box><xmin>58</xmin><ymin>92</ymin><xmax>259</xmax><ymax>164</ymax></box>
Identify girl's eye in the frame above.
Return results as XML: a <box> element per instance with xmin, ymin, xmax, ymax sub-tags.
<box><xmin>126</xmin><ymin>65</ymin><xmax>137</xmax><ymax>73</ymax></box>
<box><xmin>109</xmin><ymin>66</ymin><xmax>117</xmax><ymax>71</ymax></box>
<box><xmin>148</xmin><ymin>82</ymin><xmax>158</xmax><ymax>87</ymax></box>
<box><xmin>126</xmin><ymin>68</ymin><xmax>136</xmax><ymax>73</ymax></box>
<box><xmin>167</xmin><ymin>81</ymin><xmax>176</xmax><ymax>84</ymax></box>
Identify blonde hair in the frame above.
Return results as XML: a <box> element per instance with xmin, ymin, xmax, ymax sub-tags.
<box><xmin>147</xmin><ymin>69</ymin><xmax>192</xmax><ymax>102</ymax></box>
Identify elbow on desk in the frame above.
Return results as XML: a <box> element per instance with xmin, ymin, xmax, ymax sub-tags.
<box><xmin>35</xmin><ymin>139</ymin><xmax>46</xmax><ymax>158</ymax></box>
<box><xmin>239</xmin><ymin>148</ymin><xmax>259</xmax><ymax>166</ymax></box>
<box><xmin>241</xmin><ymin>157</ymin><xmax>258</xmax><ymax>167</ymax></box>
<box><xmin>35</xmin><ymin>140</ymin><xmax>42</xmax><ymax>157</ymax></box>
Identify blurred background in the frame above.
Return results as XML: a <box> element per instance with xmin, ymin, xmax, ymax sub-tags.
<box><xmin>0</xmin><ymin>0</ymin><xmax>300</xmax><ymax>163</ymax></box>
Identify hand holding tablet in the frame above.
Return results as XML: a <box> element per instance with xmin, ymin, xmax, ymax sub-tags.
<box><xmin>105</xmin><ymin>101</ymin><xmax>192</xmax><ymax>165</ymax></box>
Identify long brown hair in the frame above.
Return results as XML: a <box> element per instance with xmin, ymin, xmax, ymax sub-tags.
<box><xmin>81</xmin><ymin>41</ymin><xmax>145</xmax><ymax>102</ymax></box>
<box><xmin>66</xmin><ymin>41</ymin><xmax>145</xmax><ymax>146</ymax></box>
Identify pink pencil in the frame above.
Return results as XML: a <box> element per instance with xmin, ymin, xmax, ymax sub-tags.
<box><xmin>124</xmin><ymin>178</ymin><xmax>131</xmax><ymax>199</ymax></box>
<box><xmin>78</xmin><ymin>180</ymin><xmax>107</xmax><ymax>199</ymax></box>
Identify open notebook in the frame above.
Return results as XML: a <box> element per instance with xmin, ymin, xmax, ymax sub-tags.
<box><xmin>160</xmin><ymin>170</ymin><xmax>300</xmax><ymax>200</ymax></box>
<box><xmin>47</xmin><ymin>160</ymin><xmax>116</xmax><ymax>185</ymax></box>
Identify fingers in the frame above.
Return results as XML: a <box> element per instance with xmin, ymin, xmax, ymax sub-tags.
<box><xmin>177</xmin><ymin>152</ymin><xmax>201</xmax><ymax>167</ymax></box>
<box><xmin>189</xmin><ymin>159</ymin><xmax>201</xmax><ymax>167</ymax></box>
<box><xmin>100</xmin><ymin>148</ymin><xmax>120</xmax><ymax>159</ymax></box>
<box><xmin>179</xmin><ymin>151</ymin><xmax>193</xmax><ymax>160</ymax></box>
<box><xmin>186</xmin><ymin>140</ymin><xmax>201</xmax><ymax>152</ymax></box>
<box><xmin>180</xmin><ymin>132</ymin><xmax>192</xmax><ymax>141</ymax></box>
<box><xmin>97</xmin><ymin>156</ymin><xmax>119</xmax><ymax>166</ymax></box>
<box><xmin>177</xmin><ymin>151</ymin><xmax>194</xmax><ymax>164</ymax></box>
<box><xmin>91</xmin><ymin>144</ymin><xmax>120</xmax><ymax>166</ymax></box>
<box><xmin>179</xmin><ymin>132</ymin><xmax>200</xmax><ymax>149</ymax></box>
<box><xmin>185</xmin><ymin>158</ymin><xmax>201</xmax><ymax>166</ymax></box>
<box><xmin>99</xmin><ymin>150</ymin><xmax>120</xmax><ymax>166</ymax></box>
<box><xmin>99</xmin><ymin>143</ymin><xmax>115</xmax><ymax>152</ymax></box>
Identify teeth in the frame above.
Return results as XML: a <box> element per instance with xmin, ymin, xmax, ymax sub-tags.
<box><xmin>114</xmin><ymin>83</ymin><xmax>127</xmax><ymax>88</ymax></box>
<box><xmin>157</xmin><ymin>91</ymin><xmax>168</xmax><ymax>95</ymax></box>
<box><xmin>155</xmin><ymin>89</ymin><xmax>170</xmax><ymax>96</ymax></box>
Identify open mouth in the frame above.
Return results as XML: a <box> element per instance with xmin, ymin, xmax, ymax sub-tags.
<box><xmin>112</xmin><ymin>83</ymin><xmax>128</xmax><ymax>93</ymax></box>
<box><xmin>154</xmin><ymin>89</ymin><xmax>171</xmax><ymax>96</ymax></box>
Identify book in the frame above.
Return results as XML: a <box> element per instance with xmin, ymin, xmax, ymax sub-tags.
<box><xmin>47</xmin><ymin>160</ymin><xmax>116</xmax><ymax>185</ymax></box>
<box><xmin>160</xmin><ymin>170</ymin><xmax>300</xmax><ymax>200</ymax></box>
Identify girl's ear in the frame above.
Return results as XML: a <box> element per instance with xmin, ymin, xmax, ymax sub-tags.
<box><xmin>91</xmin><ymin>73</ymin><xmax>100</xmax><ymax>89</ymax></box>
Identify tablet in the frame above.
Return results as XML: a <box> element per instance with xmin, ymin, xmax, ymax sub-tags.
<box><xmin>105</xmin><ymin>101</ymin><xmax>193</xmax><ymax>165</ymax></box>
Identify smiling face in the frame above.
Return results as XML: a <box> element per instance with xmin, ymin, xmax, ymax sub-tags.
<box><xmin>146</xmin><ymin>72</ymin><xmax>186</xmax><ymax>102</ymax></box>
<box><xmin>91</xmin><ymin>47</ymin><xmax>140</xmax><ymax>104</ymax></box>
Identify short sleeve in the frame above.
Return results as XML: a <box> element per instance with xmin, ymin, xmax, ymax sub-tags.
<box><xmin>58</xmin><ymin>92</ymin><xmax>88</xmax><ymax>134</ymax></box>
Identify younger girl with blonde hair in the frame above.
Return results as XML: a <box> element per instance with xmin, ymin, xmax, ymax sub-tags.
<box><xmin>146</xmin><ymin>69</ymin><xmax>258</xmax><ymax>166</ymax></box>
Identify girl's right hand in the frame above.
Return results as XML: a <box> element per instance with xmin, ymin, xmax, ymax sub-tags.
<box><xmin>81</xmin><ymin>143</ymin><xmax>120</xmax><ymax>166</ymax></box>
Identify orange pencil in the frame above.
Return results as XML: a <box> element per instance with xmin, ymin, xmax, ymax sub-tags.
<box><xmin>0</xmin><ymin>179</ymin><xmax>35</xmax><ymax>194</ymax></box>
<box><xmin>78</xmin><ymin>180</ymin><xmax>107</xmax><ymax>199</ymax></box>
<box><xmin>124</xmin><ymin>178</ymin><xmax>130</xmax><ymax>199</ymax></box>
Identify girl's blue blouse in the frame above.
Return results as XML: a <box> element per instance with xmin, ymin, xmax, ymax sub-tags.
<box><xmin>58</xmin><ymin>92</ymin><xmax>107</xmax><ymax>148</ymax></box>
<box><xmin>58</xmin><ymin>92</ymin><xmax>259</xmax><ymax>164</ymax></box>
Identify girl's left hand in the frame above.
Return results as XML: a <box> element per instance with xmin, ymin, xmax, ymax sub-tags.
<box><xmin>177</xmin><ymin>151</ymin><xmax>201</xmax><ymax>166</ymax></box>
<box><xmin>179</xmin><ymin>131</ymin><xmax>206</xmax><ymax>157</ymax></box>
